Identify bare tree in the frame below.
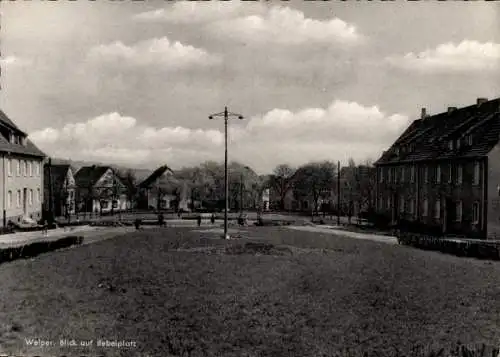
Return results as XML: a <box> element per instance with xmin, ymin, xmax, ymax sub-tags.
<box><xmin>268</xmin><ymin>164</ymin><xmax>296</xmax><ymax>211</ymax></box>
<box><xmin>294</xmin><ymin>161</ymin><xmax>337</xmax><ymax>216</ymax></box>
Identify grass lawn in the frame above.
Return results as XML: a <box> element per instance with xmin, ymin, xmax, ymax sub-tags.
<box><xmin>0</xmin><ymin>226</ymin><xmax>499</xmax><ymax>356</ymax></box>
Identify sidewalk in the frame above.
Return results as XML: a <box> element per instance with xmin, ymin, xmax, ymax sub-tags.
<box><xmin>286</xmin><ymin>225</ymin><xmax>399</xmax><ymax>245</ymax></box>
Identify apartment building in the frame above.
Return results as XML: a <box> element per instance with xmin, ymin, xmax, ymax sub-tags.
<box><xmin>0</xmin><ymin>111</ymin><xmax>46</xmax><ymax>226</ymax></box>
<box><xmin>375</xmin><ymin>97</ymin><xmax>500</xmax><ymax>239</ymax></box>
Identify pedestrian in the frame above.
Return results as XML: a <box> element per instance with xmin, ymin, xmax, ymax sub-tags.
<box><xmin>158</xmin><ymin>212</ymin><xmax>165</xmax><ymax>227</ymax></box>
<box><xmin>134</xmin><ymin>218</ymin><xmax>141</xmax><ymax>230</ymax></box>
<box><xmin>210</xmin><ymin>213</ymin><xmax>215</xmax><ymax>225</ymax></box>
<box><xmin>197</xmin><ymin>214</ymin><xmax>202</xmax><ymax>227</ymax></box>
<box><xmin>42</xmin><ymin>217</ymin><xmax>48</xmax><ymax>236</ymax></box>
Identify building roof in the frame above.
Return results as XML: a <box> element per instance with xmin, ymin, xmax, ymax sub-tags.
<box><xmin>44</xmin><ymin>164</ymin><xmax>73</xmax><ymax>191</ymax></box>
<box><xmin>375</xmin><ymin>97</ymin><xmax>500</xmax><ymax>165</ymax></box>
<box><xmin>0</xmin><ymin>110</ymin><xmax>45</xmax><ymax>158</ymax></box>
<box><xmin>74</xmin><ymin>165</ymin><xmax>114</xmax><ymax>188</ymax></box>
<box><xmin>0</xmin><ymin>110</ymin><xmax>25</xmax><ymax>135</ymax></box>
<box><xmin>138</xmin><ymin>165</ymin><xmax>175</xmax><ymax>189</ymax></box>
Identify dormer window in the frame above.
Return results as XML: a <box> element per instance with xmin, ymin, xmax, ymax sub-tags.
<box><xmin>394</xmin><ymin>147</ymin><xmax>400</xmax><ymax>156</ymax></box>
<box><xmin>466</xmin><ymin>135</ymin><xmax>473</xmax><ymax>146</ymax></box>
<box><xmin>448</xmin><ymin>140</ymin><xmax>454</xmax><ymax>151</ymax></box>
<box><xmin>456</xmin><ymin>138</ymin><xmax>461</xmax><ymax>150</ymax></box>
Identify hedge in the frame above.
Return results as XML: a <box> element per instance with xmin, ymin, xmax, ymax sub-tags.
<box><xmin>397</xmin><ymin>232</ymin><xmax>500</xmax><ymax>261</ymax></box>
<box><xmin>0</xmin><ymin>235</ymin><xmax>84</xmax><ymax>264</ymax></box>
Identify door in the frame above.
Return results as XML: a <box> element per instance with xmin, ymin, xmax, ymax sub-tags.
<box><xmin>23</xmin><ymin>188</ymin><xmax>27</xmax><ymax>215</ymax></box>
<box><xmin>445</xmin><ymin>197</ymin><xmax>455</xmax><ymax>234</ymax></box>
<box><xmin>392</xmin><ymin>193</ymin><xmax>399</xmax><ymax>224</ymax></box>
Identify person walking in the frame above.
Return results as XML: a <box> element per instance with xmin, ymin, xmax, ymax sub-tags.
<box><xmin>197</xmin><ymin>214</ymin><xmax>202</xmax><ymax>227</ymax></box>
<box><xmin>210</xmin><ymin>213</ymin><xmax>215</xmax><ymax>225</ymax></box>
<box><xmin>158</xmin><ymin>212</ymin><xmax>165</xmax><ymax>227</ymax></box>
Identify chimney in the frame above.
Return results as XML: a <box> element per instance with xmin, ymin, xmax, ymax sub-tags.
<box><xmin>447</xmin><ymin>107</ymin><xmax>457</xmax><ymax>114</ymax></box>
<box><xmin>421</xmin><ymin>108</ymin><xmax>427</xmax><ymax>119</ymax></box>
<box><xmin>477</xmin><ymin>97</ymin><xmax>488</xmax><ymax>106</ymax></box>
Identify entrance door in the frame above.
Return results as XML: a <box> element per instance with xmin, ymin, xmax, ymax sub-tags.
<box><xmin>392</xmin><ymin>193</ymin><xmax>399</xmax><ymax>224</ymax></box>
<box><xmin>23</xmin><ymin>188</ymin><xmax>27</xmax><ymax>215</ymax></box>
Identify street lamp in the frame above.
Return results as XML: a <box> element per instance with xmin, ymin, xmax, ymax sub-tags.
<box><xmin>209</xmin><ymin>106</ymin><xmax>244</xmax><ymax>239</ymax></box>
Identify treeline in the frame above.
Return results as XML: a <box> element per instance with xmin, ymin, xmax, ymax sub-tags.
<box><xmin>119</xmin><ymin>158</ymin><xmax>376</xmax><ymax>214</ymax></box>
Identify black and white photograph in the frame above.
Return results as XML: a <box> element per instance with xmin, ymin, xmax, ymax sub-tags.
<box><xmin>0</xmin><ymin>0</ymin><xmax>500</xmax><ymax>356</ymax></box>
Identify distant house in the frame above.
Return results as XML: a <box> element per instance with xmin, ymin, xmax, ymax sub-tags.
<box><xmin>43</xmin><ymin>164</ymin><xmax>76</xmax><ymax>217</ymax></box>
<box><xmin>137</xmin><ymin>165</ymin><xmax>189</xmax><ymax>211</ymax></box>
<box><xmin>375</xmin><ymin>97</ymin><xmax>500</xmax><ymax>239</ymax></box>
<box><xmin>0</xmin><ymin>110</ymin><xmax>46</xmax><ymax>225</ymax></box>
<box><xmin>74</xmin><ymin>165</ymin><xmax>129</xmax><ymax>214</ymax></box>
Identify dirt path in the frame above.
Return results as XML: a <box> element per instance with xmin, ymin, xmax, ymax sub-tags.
<box><xmin>286</xmin><ymin>225</ymin><xmax>398</xmax><ymax>245</ymax></box>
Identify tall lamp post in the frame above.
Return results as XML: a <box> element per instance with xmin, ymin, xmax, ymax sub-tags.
<box><xmin>209</xmin><ymin>106</ymin><xmax>244</xmax><ymax>239</ymax></box>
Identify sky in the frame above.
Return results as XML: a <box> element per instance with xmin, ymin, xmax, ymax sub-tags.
<box><xmin>1</xmin><ymin>0</ymin><xmax>499</xmax><ymax>175</ymax></box>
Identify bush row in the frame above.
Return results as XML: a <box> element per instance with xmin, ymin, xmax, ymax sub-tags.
<box><xmin>0</xmin><ymin>235</ymin><xmax>84</xmax><ymax>264</ymax></box>
<box><xmin>397</xmin><ymin>233</ymin><xmax>500</xmax><ymax>261</ymax></box>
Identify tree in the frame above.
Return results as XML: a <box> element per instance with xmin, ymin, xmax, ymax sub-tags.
<box><xmin>342</xmin><ymin>158</ymin><xmax>377</xmax><ymax>221</ymax></box>
<box><xmin>293</xmin><ymin>161</ymin><xmax>337</xmax><ymax>215</ymax></box>
<box><xmin>268</xmin><ymin>164</ymin><xmax>296</xmax><ymax>210</ymax></box>
<box><xmin>116</xmin><ymin>169</ymin><xmax>138</xmax><ymax>210</ymax></box>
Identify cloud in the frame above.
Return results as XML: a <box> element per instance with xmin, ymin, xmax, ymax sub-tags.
<box><xmin>210</xmin><ymin>6</ymin><xmax>361</xmax><ymax>46</ymax></box>
<box><xmin>0</xmin><ymin>55</ymin><xmax>31</xmax><ymax>67</ymax></box>
<box><xmin>87</xmin><ymin>37</ymin><xmax>221</xmax><ymax>70</ymax></box>
<box><xmin>29</xmin><ymin>100</ymin><xmax>409</xmax><ymax>174</ymax></box>
<box><xmin>133</xmin><ymin>1</ymin><xmax>253</xmax><ymax>24</ymax></box>
<box><xmin>386</xmin><ymin>40</ymin><xmax>500</xmax><ymax>72</ymax></box>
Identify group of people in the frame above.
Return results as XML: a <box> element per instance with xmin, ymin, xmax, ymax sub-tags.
<box><xmin>134</xmin><ymin>212</ymin><xmax>217</xmax><ymax>230</ymax></box>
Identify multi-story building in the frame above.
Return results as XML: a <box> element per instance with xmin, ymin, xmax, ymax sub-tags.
<box><xmin>0</xmin><ymin>111</ymin><xmax>46</xmax><ymax>226</ymax></box>
<box><xmin>375</xmin><ymin>97</ymin><xmax>500</xmax><ymax>239</ymax></box>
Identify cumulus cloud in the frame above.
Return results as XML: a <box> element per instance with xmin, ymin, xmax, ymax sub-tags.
<box><xmin>210</xmin><ymin>6</ymin><xmax>361</xmax><ymax>46</ymax></box>
<box><xmin>132</xmin><ymin>1</ymin><xmax>253</xmax><ymax>24</ymax></box>
<box><xmin>87</xmin><ymin>37</ymin><xmax>221</xmax><ymax>70</ymax></box>
<box><xmin>29</xmin><ymin>101</ymin><xmax>409</xmax><ymax>174</ymax></box>
<box><xmin>386</xmin><ymin>40</ymin><xmax>500</xmax><ymax>72</ymax></box>
<box><xmin>0</xmin><ymin>55</ymin><xmax>31</xmax><ymax>67</ymax></box>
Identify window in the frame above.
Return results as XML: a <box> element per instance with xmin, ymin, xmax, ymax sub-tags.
<box><xmin>447</xmin><ymin>164</ymin><xmax>453</xmax><ymax>183</ymax></box>
<box><xmin>422</xmin><ymin>199</ymin><xmax>428</xmax><ymax>217</ymax></box>
<box><xmin>7</xmin><ymin>191</ymin><xmax>12</xmax><ymax>209</ymax></box>
<box><xmin>388</xmin><ymin>167</ymin><xmax>392</xmax><ymax>183</ymax></box>
<box><xmin>435</xmin><ymin>200</ymin><xmax>441</xmax><ymax>219</ymax></box>
<box><xmin>386</xmin><ymin>196</ymin><xmax>391</xmax><ymax>210</ymax></box>
<box><xmin>448</xmin><ymin>140</ymin><xmax>454</xmax><ymax>150</ymax></box>
<box><xmin>424</xmin><ymin>166</ymin><xmax>429</xmax><ymax>184</ymax></box>
<box><xmin>401</xmin><ymin>167</ymin><xmax>405</xmax><ymax>183</ymax></box>
<box><xmin>37</xmin><ymin>188</ymin><xmax>40</xmax><ymax>202</ymax></box>
<box><xmin>457</xmin><ymin>165</ymin><xmax>463</xmax><ymax>185</ymax></box>
<box><xmin>16</xmin><ymin>190</ymin><xmax>21</xmax><ymax>207</ymax></box>
<box><xmin>29</xmin><ymin>189</ymin><xmax>33</xmax><ymax>205</ymax></box>
<box><xmin>400</xmin><ymin>196</ymin><xmax>405</xmax><ymax>213</ymax></box>
<box><xmin>409</xmin><ymin>199</ymin><xmax>415</xmax><ymax>216</ymax></box>
<box><xmin>112</xmin><ymin>200</ymin><xmax>118</xmax><ymax>209</ymax></box>
<box><xmin>473</xmin><ymin>161</ymin><xmax>480</xmax><ymax>185</ymax></box>
<box><xmin>472</xmin><ymin>202</ymin><xmax>480</xmax><ymax>224</ymax></box>
<box><xmin>379</xmin><ymin>168</ymin><xmax>384</xmax><ymax>183</ymax></box>
<box><xmin>16</xmin><ymin>160</ymin><xmax>20</xmax><ymax>176</ymax></box>
<box><xmin>455</xmin><ymin>201</ymin><xmax>463</xmax><ymax>222</ymax></box>
<box><xmin>23</xmin><ymin>160</ymin><xmax>27</xmax><ymax>176</ymax></box>
<box><xmin>101</xmin><ymin>201</ymin><xmax>109</xmax><ymax>209</ymax></box>
<box><xmin>456</xmin><ymin>139</ymin><xmax>461</xmax><ymax>150</ymax></box>
<box><xmin>467</xmin><ymin>135</ymin><xmax>473</xmax><ymax>145</ymax></box>
<box><xmin>7</xmin><ymin>159</ymin><xmax>12</xmax><ymax>176</ymax></box>
<box><xmin>410</xmin><ymin>165</ymin><xmax>415</xmax><ymax>183</ymax></box>
<box><xmin>36</xmin><ymin>162</ymin><xmax>40</xmax><ymax>176</ymax></box>
<box><xmin>28</xmin><ymin>161</ymin><xmax>32</xmax><ymax>177</ymax></box>
<box><xmin>436</xmin><ymin>165</ymin><xmax>441</xmax><ymax>183</ymax></box>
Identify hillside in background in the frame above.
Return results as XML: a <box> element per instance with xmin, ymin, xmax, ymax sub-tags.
<box><xmin>50</xmin><ymin>158</ymin><xmax>153</xmax><ymax>183</ymax></box>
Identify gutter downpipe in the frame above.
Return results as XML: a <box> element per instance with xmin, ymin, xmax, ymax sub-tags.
<box><xmin>3</xmin><ymin>154</ymin><xmax>6</xmax><ymax>227</ymax></box>
<box><xmin>482</xmin><ymin>157</ymin><xmax>487</xmax><ymax>239</ymax></box>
